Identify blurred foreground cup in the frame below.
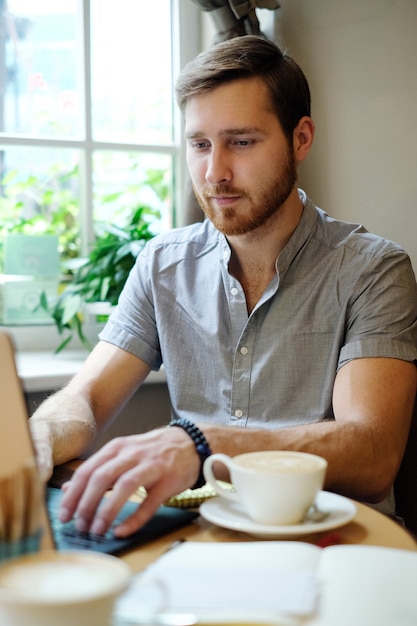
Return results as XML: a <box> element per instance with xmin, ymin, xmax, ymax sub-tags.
<box><xmin>0</xmin><ymin>550</ymin><xmax>131</xmax><ymax>626</ymax></box>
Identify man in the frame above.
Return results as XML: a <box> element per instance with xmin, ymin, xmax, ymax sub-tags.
<box><xmin>30</xmin><ymin>35</ymin><xmax>417</xmax><ymax>538</ymax></box>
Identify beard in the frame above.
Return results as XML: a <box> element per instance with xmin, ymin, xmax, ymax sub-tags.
<box><xmin>192</xmin><ymin>146</ymin><xmax>297</xmax><ymax>237</ymax></box>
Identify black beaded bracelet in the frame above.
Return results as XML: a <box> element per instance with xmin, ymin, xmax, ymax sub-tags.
<box><xmin>169</xmin><ymin>418</ymin><xmax>212</xmax><ymax>489</ymax></box>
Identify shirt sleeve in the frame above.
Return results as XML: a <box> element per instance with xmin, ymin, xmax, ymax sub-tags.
<box><xmin>339</xmin><ymin>246</ymin><xmax>417</xmax><ymax>368</ymax></box>
<box><xmin>99</xmin><ymin>242</ymin><xmax>163</xmax><ymax>370</ymax></box>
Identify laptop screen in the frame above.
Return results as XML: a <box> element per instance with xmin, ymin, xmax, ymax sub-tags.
<box><xmin>0</xmin><ymin>331</ymin><xmax>55</xmax><ymax>550</ymax></box>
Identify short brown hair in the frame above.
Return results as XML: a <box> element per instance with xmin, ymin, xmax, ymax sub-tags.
<box><xmin>175</xmin><ymin>35</ymin><xmax>311</xmax><ymax>141</ymax></box>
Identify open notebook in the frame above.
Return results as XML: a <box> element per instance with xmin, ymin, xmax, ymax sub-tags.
<box><xmin>0</xmin><ymin>331</ymin><xmax>198</xmax><ymax>555</ymax></box>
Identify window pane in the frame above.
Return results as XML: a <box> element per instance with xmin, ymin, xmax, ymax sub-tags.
<box><xmin>90</xmin><ymin>0</ymin><xmax>173</xmax><ymax>144</ymax></box>
<box><xmin>0</xmin><ymin>146</ymin><xmax>81</xmax><ymax>270</ymax></box>
<box><xmin>0</xmin><ymin>0</ymin><xmax>195</xmax><ymax>337</ymax></box>
<box><xmin>93</xmin><ymin>151</ymin><xmax>173</xmax><ymax>235</ymax></box>
<box><xmin>1</xmin><ymin>0</ymin><xmax>82</xmax><ymax>138</ymax></box>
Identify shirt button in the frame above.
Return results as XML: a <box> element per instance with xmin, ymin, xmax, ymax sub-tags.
<box><xmin>230</xmin><ymin>287</ymin><xmax>238</xmax><ymax>296</ymax></box>
<box><xmin>234</xmin><ymin>409</ymin><xmax>243</xmax><ymax>418</ymax></box>
<box><xmin>240</xmin><ymin>346</ymin><xmax>248</xmax><ymax>355</ymax></box>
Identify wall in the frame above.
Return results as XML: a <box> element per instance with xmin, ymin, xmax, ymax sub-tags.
<box><xmin>276</xmin><ymin>0</ymin><xmax>417</xmax><ymax>271</ymax></box>
<box><xmin>204</xmin><ymin>0</ymin><xmax>417</xmax><ymax>271</ymax></box>
<box><xmin>26</xmin><ymin>383</ymin><xmax>171</xmax><ymax>452</ymax></box>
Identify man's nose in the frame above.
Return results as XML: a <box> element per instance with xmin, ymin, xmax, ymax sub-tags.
<box><xmin>205</xmin><ymin>147</ymin><xmax>232</xmax><ymax>184</ymax></box>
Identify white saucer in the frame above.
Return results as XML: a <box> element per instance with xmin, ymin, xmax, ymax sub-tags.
<box><xmin>200</xmin><ymin>490</ymin><xmax>356</xmax><ymax>538</ymax></box>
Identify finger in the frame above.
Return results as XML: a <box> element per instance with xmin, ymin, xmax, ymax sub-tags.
<box><xmin>36</xmin><ymin>446</ymin><xmax>54</xmax><ymax>482</ymax></box>
<box><xmin>58</xmin><ymin>463</ymin><xmax>97</xmax><ymax>524</ymax></box>
<box><xmin>30</xmin><ymin>436</ymin><xmax>53</xmax><ymax>482</ymax></box>
<box><xmin>113</xmin><ymin>487</ymin><xmax>166</xmax><ymax>537</ymax></box>
<box><xmin>66</xmin><ymin>450</ymin><xmax>145</xmax><ymax>533</ymax></box>
<box><xmin>58</xmin><ymin>443</ymin><xmax>125</xmax><ymax>523</ymax></box>
<box><xmin>88</xmin><ymin>461</ymin><xmax>167</xmax><ymax>536</ymax></box>
<box><xmin>87</xmin><ymin>470</ymin><xmax>139</xmax><ymax>534</ymax></box>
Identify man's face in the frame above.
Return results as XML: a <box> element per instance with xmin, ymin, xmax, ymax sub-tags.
<box><xmin>184</xmin><ymin>77</ymin><xmax>298</xmax><ymax>236</ymax></box>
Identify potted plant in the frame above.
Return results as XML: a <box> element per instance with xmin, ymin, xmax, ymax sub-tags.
<box><xmin>0</xmin><ymin>165</ymin><xmax>80</xmax><ymax>272</ymax></box>
<box><xmin>0</xmin><ymin>163</ymin><xmax>167</xmax><ymax>351</ymax></box>
<box><xmin>39</xmin><ymin>203</ymin><xmax>160</xmax><ymax>353</ymax></box>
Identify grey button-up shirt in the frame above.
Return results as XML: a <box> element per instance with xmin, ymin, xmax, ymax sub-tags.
<box><xmin>100</xmin><ymin>190</ymin><xmax>417</xmax><ymax>430</ymax></box>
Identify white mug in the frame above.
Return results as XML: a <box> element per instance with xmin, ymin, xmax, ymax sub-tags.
<box><xmin>204</xmin><ymin>450</ymin><xmax>328</xmax><ymax>525</ymax></box>
<box><xmin>0</xmin><ymin>550</ymin><xmax>132</xmax><ymax>626</ymax></box>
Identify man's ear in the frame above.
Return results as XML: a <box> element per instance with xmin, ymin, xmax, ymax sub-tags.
<box><xmin>293</xmin><ymin>116</ymin><xmax>315</xmax><ymax>163</ymax></box>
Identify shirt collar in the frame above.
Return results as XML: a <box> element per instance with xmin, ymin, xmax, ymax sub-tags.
<box><xmin>275</xmin><ymin>189</ymin><xmax>316</xmax><ymax>279</ymax></box>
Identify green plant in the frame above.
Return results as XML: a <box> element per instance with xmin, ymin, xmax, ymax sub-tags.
<box><xmin>0</xmin><ymin>165</ymin><xmax>80</xmax><ymax>273</ymax></box>
<box><xmin>1</xmin><ymin>160</ymin><xmax>167</xmax><ymax>350</ymax></box>
<box><xmin>39</xmin><ymin>201</ymin><xmax>160</xmax><ymax>353</ymax></box>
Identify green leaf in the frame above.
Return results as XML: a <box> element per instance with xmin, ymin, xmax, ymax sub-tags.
<box><xmin>100</xmin><ymin>276</ymin><xmax>111</xmax><ymax>301</ymax></box>
<box><xmin>54</xmin><ymin>335</ymin><xmax>73</xmax><ymax>354</ymax></box>
<box><xmin>38</xmin><ymin>291</ymin><xmax>49</xmax><ymax>311</ymax></box>
<box><xmin>62</xmin><ymin>294</ymin><xmax>83</xmax><ymax>325</ymax></box>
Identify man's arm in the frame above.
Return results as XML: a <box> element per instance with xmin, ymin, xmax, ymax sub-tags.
<box><xmin>202</xmin><ymin>357</ymin><xmax>417</xmax><ymax>502</ymax></box>
<box><xmin>58</xmin><ymin>356</ymin><xmax>416</xmax><ymax>539</ymax></box>
<box><xmin>29</xmin><ymin>340</ymin><xmax>152</xmax><ymax>479</ymax></box>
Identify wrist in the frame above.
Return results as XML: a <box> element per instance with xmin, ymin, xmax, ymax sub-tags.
<box><xmin>169</xmin><ymin>418</ymin><xmax>212</xmax><ymax>489</ymax></box>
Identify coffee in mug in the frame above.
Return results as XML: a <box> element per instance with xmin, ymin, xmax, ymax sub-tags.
<box><xmin>0</xmin><ymin>550</ymin><xmax>131</xmax><ymax>626</ymax></box>
<box><xmin>203</xmin><ymin>450</ymin><xmax>327</xmax><ymax>525</ymax></box>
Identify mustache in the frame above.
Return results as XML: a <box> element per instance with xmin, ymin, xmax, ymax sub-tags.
<box><xmin>203</xmin><ymin>184</ymin><xmax>243</xmax><ymax>198</ymax></box>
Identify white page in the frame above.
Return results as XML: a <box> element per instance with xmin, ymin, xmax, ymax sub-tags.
<box><xmin>310</xmin><ymin>545</ymin><xmax>417</xmax><ymax>626</ymax></box>
<box><xmin>115</xmin><ymin>541</ymin><xmax>321</xmax><ymax>623</ymax></box>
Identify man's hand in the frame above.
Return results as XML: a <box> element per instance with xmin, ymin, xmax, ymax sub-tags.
<box><xmin>29</xmin><ymin>420</ymin><xmax>54</xmax><ymax>482</ymax></box>
<box><xmin>28</xmin><ymin>386</ymin><xmax>99</xmax><ymax>483</ymax></box>
<box><xmin>58</xmin><ymin>426</ymin><xmax>201</xmax><ymax>537</ymax></box>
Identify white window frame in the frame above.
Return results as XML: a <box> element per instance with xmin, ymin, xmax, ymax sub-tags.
<box><xmin>1</xmin><ymin>0</ymin><xmax>202</xmax><ymax>351</ymax></box>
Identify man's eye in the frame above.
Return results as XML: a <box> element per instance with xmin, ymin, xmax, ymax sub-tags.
<box><xmin>191</xmin><ymin>140</ymin><xmax>209</xmax><ymax>150</ymax></box>
<box><xmin>231</xmin><ymin>139</ymin><xmax>253</xmax><ymax>147</ymax></box>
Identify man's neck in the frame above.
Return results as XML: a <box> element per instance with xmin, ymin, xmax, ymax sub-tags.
<box><xmin>226</xmin><ymin>190</ymin><xmax>304</xmax><ymax>313</ymax></box>
<box><xmin>227</xmin><ymin>188</ymin><xmax>303</xmax><ymax>273</ymax></box>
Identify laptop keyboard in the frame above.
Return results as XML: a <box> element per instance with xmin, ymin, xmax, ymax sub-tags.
<box><xmin>59</xmin><ymin>522</ymin><xmax>117</xmax><ymax>547</ymax></box>
<box><xmin>47</xmin><ymin>487</ymin><xmax>143</xmax><ymax>550</ymax></box>
<box><xmin>51</xmin><ymin>513</ymin><xmax>128</xmax><ymax>548</ymax></box>
<box><xmin>46</xmin><ymin>486</ymin><xmax>199</xmax><ymax>555</ymax></box>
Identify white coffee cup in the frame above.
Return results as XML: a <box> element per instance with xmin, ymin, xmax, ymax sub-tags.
<box><xmin>204</xmin><ymin>451</ymin><xmax>328</xmax><ymax>525</ymax></box>
<box><xmin>0</xmin><ymin>550</ymin><xmax>132</xmax><ymax>626</ymax></box>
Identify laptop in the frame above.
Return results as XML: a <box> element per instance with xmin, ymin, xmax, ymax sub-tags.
<box><xmin>0</xmin><ymin>331</ymin><xmax>198</xmax><ymax>555</ymax></box>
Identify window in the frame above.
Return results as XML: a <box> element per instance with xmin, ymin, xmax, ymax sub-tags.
<box><xmin>0</xmin><ymin>0</ymin><xmax>198</xmax><ymax>272</ymax></box>
<box><xmin>0</xmin><ymin>0</ymin><xmax>200</xmax><ymax>343</ymax></box>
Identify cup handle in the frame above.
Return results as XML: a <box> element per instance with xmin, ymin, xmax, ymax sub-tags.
<box><xmin>118</xmin><ymin>574</ymin><xmax>168</xmax><ymax>624</ymax></box>
<box><xmin>203</xmin><ymin>453</ymin><xmax>239</xmax><ymax>502</ymax></box>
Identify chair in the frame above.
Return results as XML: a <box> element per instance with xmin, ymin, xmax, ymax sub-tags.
<box><xmin>394</xmin><ymin>397</ymin><xmax>417</xmax><ymax>537</ymax></box>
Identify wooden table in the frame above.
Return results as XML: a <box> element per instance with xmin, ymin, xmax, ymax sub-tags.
<box><xmin>121</xmin><ymin>499</ymin><xmax>417</xmax><ymax>574</ymax></box>
<box><xmin>57</xmin><ymin>462</ymin><xmax>416</xmax><ymax>571</ymax></box>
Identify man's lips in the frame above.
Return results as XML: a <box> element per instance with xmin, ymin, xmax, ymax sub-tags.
<box><xmin>208</xmin><ymin>195</ymin><xmax>240</xmax><ymax>206</ymax></box>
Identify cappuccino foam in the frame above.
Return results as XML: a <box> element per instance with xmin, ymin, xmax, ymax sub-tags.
<box><xmin>234</xmin><ymin>452</ymin><xmax>323</xmax><ymax>473</ymax></box>
<box><xmin>0</xmin><ymin>553</ymin><xmax>127</xmax><ymax>602</ymax></box>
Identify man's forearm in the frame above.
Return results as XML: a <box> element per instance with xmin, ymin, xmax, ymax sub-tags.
<box><xmin>198</xmin><ymin>419</ymin><xmax>402</xmax><ymax>504</ymax></box>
